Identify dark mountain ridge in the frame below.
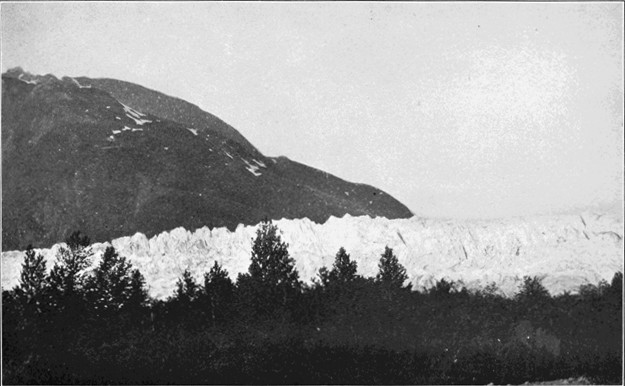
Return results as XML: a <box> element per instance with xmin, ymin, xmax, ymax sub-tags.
<box><xmin>1</xmin><ymin>68</ymin><xmax>413</xmax><ymax>250</ymax></box>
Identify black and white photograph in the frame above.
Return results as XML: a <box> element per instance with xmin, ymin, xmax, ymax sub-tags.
<box><xmin>1</xmin><ymin>2</ymin><xmax>623</xmax><ymax>384</ymax></box>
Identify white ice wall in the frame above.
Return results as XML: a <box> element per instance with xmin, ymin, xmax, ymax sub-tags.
<box><xmin>2</xmin><ymin>212</ymin><xmax>622</xmax><ymax>299</ymax></box>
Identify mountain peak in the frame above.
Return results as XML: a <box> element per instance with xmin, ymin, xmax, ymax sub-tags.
<box><xmin>3</xmin><ymin>67</ymin><xmax>61</xmax><ymax>85</ymax></box>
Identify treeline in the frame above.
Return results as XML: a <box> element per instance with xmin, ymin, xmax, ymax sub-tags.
<box><xmin>2</xmin><ymin>222</ymin><xmax>623</xmax><ymax>384</ymax></box>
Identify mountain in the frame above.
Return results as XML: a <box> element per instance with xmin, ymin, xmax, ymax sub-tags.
<box><xmin>2</xmin><ymin>212</ymin><xmax>622</xmax><ymax>299</ymax></box>
<box><xmin>72</xmin><ymin>76</ymin><xmax>259</xmax><ymax>156</ymax></box>
<box><xmin>1</xmin><ymin>68</ymin><xmax>412</xmax><ymax>250</ymax></box>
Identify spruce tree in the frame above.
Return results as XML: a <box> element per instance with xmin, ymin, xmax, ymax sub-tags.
<box><xmin>203</xmin><ymin>261</ymin><xmax>234</xmax><ymax>323</ymax></box>
<box><xmin>248</xmin><ymin>220</ymin><xmax>300</xmax><ymax>306</ymax></box>
<box><xmin>47</xmin><ymin>231</ymin><xmax>92</xmax><ymax>312</ymax></box>
<box><xmin>515</xmin><ymin>276</ymin><xmax>550</xmax><ymax>301</ymax></box>
<box><xmin>249</xmin><ymin>221</ymin><xmax>299</xmax><ymax>286</ymax></box>
<box><xmin>85</xmin><ymin>246</ymin><xmax>142</xmax><ymax>316</ymax></box>
<box><xmin>318</xmin><ymin>247</ymin><xmax>358</xmax><ymax>286</ymax></box>
<box><xmin>430</xmin><ymin>278</ymin><xmax>455</xmax><ymax>297</ymax></box>
<box><xmin>128</xmin><ymin>269</ymin><xmax>148</xmax><ymax>311</ymax></box>
<box><xmin>15</xmin><ymin>245</ymin><xmax>48</xmax><ymax>304</ymax></box>
<box><xmin>375</xmin><ymin>246</ymin><xmax>410</xmax><ymax>290</ymax></box>
<box><xmin>174</xmin><ymin>269</ymin><xmax>199</xmax><ymax>304</ymax></box>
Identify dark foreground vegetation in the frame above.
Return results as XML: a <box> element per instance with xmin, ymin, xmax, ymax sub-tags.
<box><xmin>3</xmin><ymin>222</ymin><xmax>623</xmax><ymax>384</ymax></box>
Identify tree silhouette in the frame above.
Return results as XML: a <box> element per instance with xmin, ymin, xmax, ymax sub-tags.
<box><xmin>318</xmin><ymin>247</ymin><xmax>358</xmax><ymax>286</ymax></box>
<box><xmin>65</xmin><ymin>230</ymin><xmax>90</xmax><ymax>251</ymax></box>
<box><xmin>128</xmin><ymin>269</ymin><xmax>148</xmax><ymax>311</ymax></box>
<box><xmin>375</xmin><ymin>246</ymin><xmax>410</xmax><ymax>290</ymax></box>
<box><xmin>47</xmin><ymin>231</ymin><xmax>92</xmax><ymax>312</ymax></box>
<box><xmin>174</xmin><ymin>269</ymin><xmax>199</xmax><ymax>305</ymax></box>
<box><xmin>429</xmin><ymin>278</ymin><xmax>455</xmax><ymax>297</ymax></box>
<box><xmin>609</xmin><ymin>271</ymin><xmax>622</xmax><ymax>297</ymax></box>
<box><xmin>85</xmin><ymin>246</ymin><xmax>144</xmax><ymax>317</ymax></box>
<box><xmin>515</xmin><ymin>276</ymin><xmax>550</xmax><ymax>301</ymax></box>
<box><xmin>247</xmin><ymin>220</ymin><xmax>300</xmax><ymax>307</ymax></box>
<box><xmin>15</xmin><ymin>245</ymin><xmax>48</xmax><ymax>306</ymax></box>
<box><xmin>203</xmin><ymin>261</ymin><xmax>234</xmax><ymax>324</ymax></box>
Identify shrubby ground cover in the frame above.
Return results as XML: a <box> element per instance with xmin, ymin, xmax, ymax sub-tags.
<box><xmin>2</xmin><ymin>223</ymin><xmax>622</xmax><ymax>384</ymax></box>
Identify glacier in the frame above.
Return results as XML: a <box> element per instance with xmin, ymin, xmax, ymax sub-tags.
<box><xmin>2</xmin><ymin>213</ymin><xmax>623</xmax><ymax>300</ymax></box>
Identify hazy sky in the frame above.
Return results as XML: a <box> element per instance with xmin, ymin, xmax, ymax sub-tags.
<box><xmin>2</xmin><ymin>2</ymin><xmax>623</xmax><ymax>218</ymax></box>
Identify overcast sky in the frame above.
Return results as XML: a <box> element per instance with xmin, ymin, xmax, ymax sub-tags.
<box><xmin>2</xmin><ymin>2</ymin><xmax>623</xmax><ymax>218</ymax></box>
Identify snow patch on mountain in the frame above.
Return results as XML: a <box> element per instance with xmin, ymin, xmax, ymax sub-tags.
<box><xmin>253</xmin><ymin>159</ymin><xmax>267</xmax><ymax>168</ymax></box>
<box><xmin>242</xmin><ymin>159</ymin><xmax>262</xmax><ymax>176</ymax></box>
<box><xmin>71</xmin><ymin>77</ymin><xmax>91</xmax><ymax>89</ymax></box>
<box><xmin>17</xmin><ymin>73</ymin><xmax>38</xmax><ymax>85</ymax></box>
<box><xmin>2</xmin><ymin>213</ymin><xmax>622</xmax><ymax>300</ymax></box>
<box><xmin>121</xmin><ymin>103</ymin><xmax>152</xmax><ymax>125</ymax></box>
<box><xmin>187</xmin><ymin>128</ymin><xmax>198</xmax><ymax>136</ymax></box>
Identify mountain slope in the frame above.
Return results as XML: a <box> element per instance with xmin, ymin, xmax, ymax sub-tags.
<box><xmin>1</xmin><ymin>68</ymin><xmax>413</xmax><ymax>250</ymax></box>
<box><xmin>73</xmin><ymin>76</ymin><xmax>259</xmax><ymax>156</ymax></box>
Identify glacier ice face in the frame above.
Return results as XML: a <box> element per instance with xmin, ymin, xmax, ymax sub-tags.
<box><xmin>2</xmin><ymin>213</ymin><xmax>623</xmax><ymax>300</ymax></box>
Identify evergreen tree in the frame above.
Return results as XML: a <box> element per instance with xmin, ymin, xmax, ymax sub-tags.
<box><xmin>85</xmin><ymin>246</ymin><xmax>143</xmax><ymax>317</ymax></box>
<box><xmin>174</xmin><ymin>269</ymin><xmax>200</xmax><ymax>305</ymax></box>
<box><xmin>375</xmin><ymin>246</ymin><xmax>410</xmax><ymax>290</ymax></box>
<box><xmin>603</xmin><ymin>271</ymin><xmax>623</xmax><ymax>309</ymax></box>
<box><xmin>167</xmin><ymin>269</ymin><xmax>200</xmax><ymax>325</ymax></box>
<box><xmin>127</xmin><ymin>268</ymin><xmax>148</xmax><ymax>311</ymax></box>
<box><xmin>15</xmin><ymin>245</ymin><xmax>48</xmax><ymax>305</ymax></box>
<box><xmin>11</xmin><ymin>245</ymin><xmax>49</xmax><ymax>351</ymax></box>
<box><xmin>609</xmin><ymin>271</ymin><xmax>623</xmax><ymax>296</ymax></box>
<box><xmin>247</xmin><ymin>220</ymin><xmax>300</xmax><ymax>306</ymax></box>
<box><xmin>203</xmin><ymin>261</ymin><xmax>234</xmax><ymax>323</ymax></box>
<box><xmin>515</xmin><ymin>276</ymin><xmax>550</xmax><ymax>301</ymax></box>
<box><xmin>429</xmin><ymin>278</ymin><xmax>455</xmax><ymax>297</ymax></box>
<box><xmin>66</xmin><ymin>230</ymin><xmax>91</xmax><ymax>251</ymax></box>
<box><xmin>318</xmin><ymin>247</ymin><xmax>358</xmax><ymax>286</ymax></box>
<box><xmin>47</xmin><ymin>231</ymin><xmax>92</xmax><ymax>311</ymax></box>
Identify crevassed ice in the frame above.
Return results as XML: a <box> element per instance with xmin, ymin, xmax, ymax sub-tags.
<box><xmin>2</xmin><ymin>213</ymin><xmax>622</xmax><ymax>300</ymax></box>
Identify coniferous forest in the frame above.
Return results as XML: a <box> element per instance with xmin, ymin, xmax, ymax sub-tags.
<box><xmin>2</xmin><ymin>222</ymin><xmax>623</xmax><ymax>384</ymax></box>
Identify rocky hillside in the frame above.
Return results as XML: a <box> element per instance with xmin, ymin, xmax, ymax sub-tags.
<box><xmin>2</xmin><ymin>212</ymin><xmax>622</xmax><ymax>299</ymax></box>
<box><xmin>1</xmin><ymin>68</ymin><xmax>412</xmax><ymax>250</ymax></box>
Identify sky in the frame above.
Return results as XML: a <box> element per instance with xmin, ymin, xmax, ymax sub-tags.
<box><xmin>1</xmin><ymin>2</ymin><xmax>623</xmax><ymax>218</ymax></box>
